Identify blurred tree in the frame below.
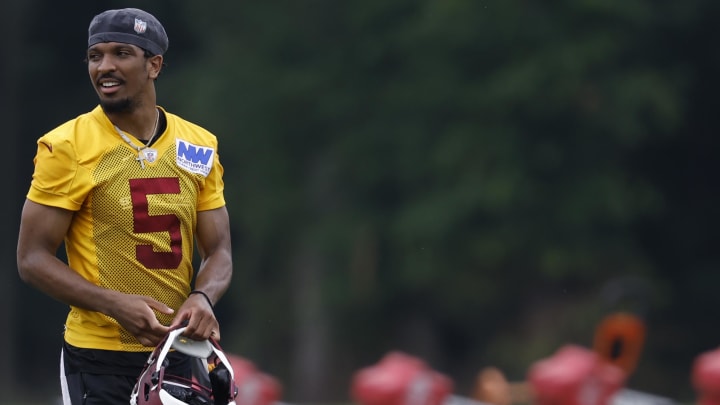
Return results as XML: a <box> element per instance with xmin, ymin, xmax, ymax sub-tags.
<box><xmin>1</xmin><ymin>0</ymin><xmax>34</xmax><ymax>401</ymax></box>
<box><xmin>158</xmin><ymin>0</ymin><xmax>687</xmax><ymax>400</ymax></box>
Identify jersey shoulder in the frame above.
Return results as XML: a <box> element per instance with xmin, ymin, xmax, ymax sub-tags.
<box><xmin>38</xmin><ymin>106</ymin><xmax>116</xmax><ymax>156</ymax></box>
<box><xmin>164</xmin><ymin>111</ymin><xmax>219</xmax><ymax>146</ymax></box>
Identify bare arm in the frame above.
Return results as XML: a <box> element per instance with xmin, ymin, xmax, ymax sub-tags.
<box><xmin>17</xmin><ymin>199</ymin><xmax>174</xmax><ymax>346</ymax></box>
<box><xmin>169</xmin><ymin>206</ymin><xmax>233</xmax><ymax>340</ymax></box>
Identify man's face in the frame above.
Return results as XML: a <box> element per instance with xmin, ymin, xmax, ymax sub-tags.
<box><xmin>86</xmin><ymin>42</ymin><xmax>162</xmax><ymax>113</ymax></box>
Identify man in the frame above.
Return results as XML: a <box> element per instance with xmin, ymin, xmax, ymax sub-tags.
<box><xmin>16</xmin><ymin>8</ymin><xmax>233</xmax><ymax>404</ymax></box>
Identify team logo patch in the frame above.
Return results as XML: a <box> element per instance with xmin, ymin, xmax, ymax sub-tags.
<box><xmin>176</xmin><ymin>139</ymin><xmax>214</xmax><ymax>177</ymax></box>
<box><xmin>142</xmin><ymin>148</ymin><xmax>158</xmax><ymax>163</ymax></box>
<box><xmin>134</xmin><ymin>18</ymin><xmax>147</xmax><ymax>34</ymax></box>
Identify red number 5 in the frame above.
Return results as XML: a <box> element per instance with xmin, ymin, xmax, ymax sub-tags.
<box><xmin>129</xmin><ymin>178</ymin><xmax>182</xmax><ymax>269</ymax></box>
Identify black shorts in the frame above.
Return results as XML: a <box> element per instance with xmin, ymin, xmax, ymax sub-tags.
<box><xmin>61</xmin><ymin>340</ymin><xmax>190</xmax><ymax>405</ymax></box>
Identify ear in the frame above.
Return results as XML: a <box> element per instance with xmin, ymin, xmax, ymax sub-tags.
<box><xmin>148</xmin><ymin>55</ymin><xmax>164</xmax><ymax>79</ymax></box>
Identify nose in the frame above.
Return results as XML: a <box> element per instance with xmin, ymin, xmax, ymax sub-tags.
<box><xmin>95</xmin><ymin>55</ymin><xmax>117</xmax><ymax>74</ymax></box>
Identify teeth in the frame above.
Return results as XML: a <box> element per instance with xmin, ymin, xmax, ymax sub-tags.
<box><xmin>101</xmin><ymin>82</ymin><xmax>119</xmax><ymax>87</ymax></box>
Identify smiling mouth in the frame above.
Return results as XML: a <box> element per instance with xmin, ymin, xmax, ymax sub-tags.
<box><xmin>98</xmin><ymin>80</ymin><xmax>123</xmax><ymax>94</ymax></box>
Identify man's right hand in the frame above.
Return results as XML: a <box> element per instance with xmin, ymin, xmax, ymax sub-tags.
<box><xmin>109</xmin><ymin>294</ymin><xmax>174</xmax><ymax>347</ymax></box>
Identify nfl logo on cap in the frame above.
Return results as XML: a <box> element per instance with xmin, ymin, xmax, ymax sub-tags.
<box><xmin>134</xmin><ymin>18</ymin><xmax>147</xmax><ymax>34</ymax></box>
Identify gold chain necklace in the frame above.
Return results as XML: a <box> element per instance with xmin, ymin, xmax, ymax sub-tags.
<box><xmin>114</xmin><ymin>108</ymin><xmax>160</xmax><ymax>169</ymax></box>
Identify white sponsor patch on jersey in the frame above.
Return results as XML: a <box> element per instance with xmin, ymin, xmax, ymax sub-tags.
<box><xmin>176</xmin><ymin>138</ymin><xmax>215</xmax><ymax>177</ymax></box>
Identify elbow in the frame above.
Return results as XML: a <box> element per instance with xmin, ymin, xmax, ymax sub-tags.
<box><xmin>17</xmin><ymin>257</ymin><xmax>32</xmax><ymax>285</ymax></box>
<box><xmin>17</xmin><ymin>250</ymin><xmax>39</xmax><ymax>286</ymax></box>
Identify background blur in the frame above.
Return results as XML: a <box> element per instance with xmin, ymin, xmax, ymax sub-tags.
<box><xmin>1</xmin><ymin>0</ymin><xmax>719</xmax><ymax>403</ymax></box>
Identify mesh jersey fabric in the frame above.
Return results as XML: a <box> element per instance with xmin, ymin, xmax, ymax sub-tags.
<box><xmin>27</xmin><ymin>105</ymin><xmax>226</xmax><ymax>352</ymax></box>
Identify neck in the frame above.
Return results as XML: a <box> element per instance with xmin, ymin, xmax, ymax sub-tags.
<box><xmin>107</xmin><ymin>106</ymin><xmax>159</xmax><ymax>141</ymax></box>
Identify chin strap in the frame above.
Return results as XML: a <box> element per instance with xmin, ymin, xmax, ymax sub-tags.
<box><xmin>210</xmin><ymin>363</ymin><xmax>235</xmax><ymax>405</ymax></box>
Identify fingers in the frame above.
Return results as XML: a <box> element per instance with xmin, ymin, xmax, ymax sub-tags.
<box><xmin>124</xmin><ymin>293</ymin><xmax>221</xmax><ymax>344</ymax></box>
<box><xmin>171</xmin><ymin>296</ymin><xmax>219</xmax><ymax>341</ymax></box>
<box><xmin>179</xmin><ymin>312</ymin><xmax>220</xmax><ymax>341</ymax></box>
<box><xmin>135</xmin><ymin>331</ymin><xmax>166</xmax><ymax>347</ymax></box>
<box><xmin>122</xmin><ymin>318</ymin><xmax>170</xmax><ymax>347</ymax></box>
<box><xmin>109</xmin><ymin>294</ymin><xmax>172</xmax><ymax>347</ymax></box>
<box><xmin>145</xmin><ymin>298</ymin><xmax>175</xmax><ymax>315</ymax></box>
<box><xmin>209</xmin><ymin>328</ymin><xmax>221</xmax><ymax>341</ymax></box>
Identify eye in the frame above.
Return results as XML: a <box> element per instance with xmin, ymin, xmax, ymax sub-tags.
<box><xmin>87</xmin><ymin>53</ymin><xmax>101</xmax><ymax>62</ymax></box>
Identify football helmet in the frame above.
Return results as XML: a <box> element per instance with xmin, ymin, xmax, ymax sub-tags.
<box><xmin>131</xmin><ymin>326</ymin><xmax>239</xmax><ymax>405</ymax></box>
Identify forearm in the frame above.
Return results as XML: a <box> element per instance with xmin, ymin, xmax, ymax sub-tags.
<box><xmin>167</xmin><ymin>244</ymin><xmax>231</xmax><ymax>340</ymax></box>
<box><xmin>17</xmin><ymin>199</ymin><xmax>119</xmax><ymax>314</ymax></box>
<box><xmin>192</xmin><ymin>206</ymin><xmax>233</xmax><ymax>306</ymax></box>
<box><xmin>193</xmin><ymin>249</ymin><xmax>232</xmax><ymax>306</ymax></box>
<box><xmin>18</xmin><ymin>251</ymin><xmax>119</xmax><ymax>315</ymax></box>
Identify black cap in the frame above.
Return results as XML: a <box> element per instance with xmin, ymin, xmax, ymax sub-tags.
<box><xmin>88</xmin><ymin>8</ymin><xmax>168</xmax><ymax>56</ymax></box>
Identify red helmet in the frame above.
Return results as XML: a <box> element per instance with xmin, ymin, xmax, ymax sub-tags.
<box><xmin>130</xmin><ymin>326</ymin><xmax>239</xmax><ymax>405</ymax></box>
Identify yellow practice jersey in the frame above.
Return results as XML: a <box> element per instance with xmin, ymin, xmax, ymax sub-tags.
<box><xmin>27</xmin><ymin>105</ymin><xmax>226</xmax><ymax>352</ymax></box>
